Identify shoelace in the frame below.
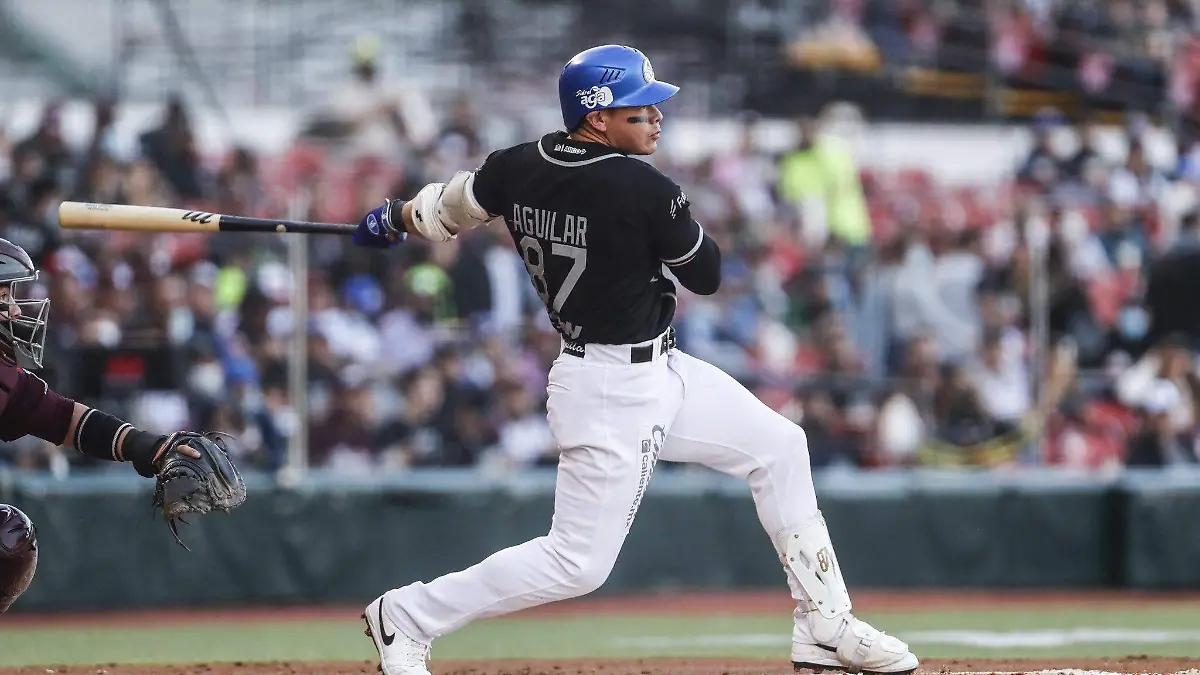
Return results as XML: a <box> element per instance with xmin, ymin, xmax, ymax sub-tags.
<box><xmin>399</xmin><ymin>638</ymin><xmax>431</xmax><ymax>665</ymax></box>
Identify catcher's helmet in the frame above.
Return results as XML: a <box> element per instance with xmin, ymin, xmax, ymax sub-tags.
<box><xmin>0</xmin><ymin>239</ymin><xmax>48</xmax><ymax>370</ymax></box>
<box><xmin>0</xmin><ymin>504</ymin><xmax>38</xmax><ymax>614</ymax></box>
<box><xmin>558</xmin><ymin>45</ymin><xmax>679</xmax><ymax>131</ymax></box>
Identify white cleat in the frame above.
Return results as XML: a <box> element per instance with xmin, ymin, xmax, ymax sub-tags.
<box><xmin>362</xmin><ymin>594</ymin><xmax>433</xmax><ymax>675</ymax></box>
<box><xmin>791</xmin><ymin>611</ymin><xmax>918</xmax><ymax>674</ymax></box>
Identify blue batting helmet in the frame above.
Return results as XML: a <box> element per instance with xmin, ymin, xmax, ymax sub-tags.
<box><xmin>558</xmin><ymin>45</ymin><xmax>679</xmax><ymax>131</ymax></box>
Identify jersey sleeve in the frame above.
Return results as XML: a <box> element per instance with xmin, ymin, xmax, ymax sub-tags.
<box><xmin>646</xmin><ymin>177</ymin><xmax>704</xmax><ymax>267</ymax></box>
<box><xmin>468</xmin><ymin>148</ymin><xmax>508</xmax><ymax>218</ymax></box>
<box><xmin>0</xmin><ymin>364</ymin><xmax>76</xmax><ymax>444</ymax></box>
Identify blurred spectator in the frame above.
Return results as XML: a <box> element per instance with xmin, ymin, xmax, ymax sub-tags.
<box><xmin>1115</xmin><ymin>334</ymin><xmax>1200</xmax><ymax>432</ymax></box>
<box><xmin>138</xmin><ymin>96</ymin><xmax>206</xmax><ymax>202</ymax></box>
<box><xmin>891</xmin><ymin>230</ymin><xmax>978</xmax><ymax>367</ymax></box>
<box><xmin>934</xmin><ymin>229</ymin><xmax>986</xmax><ymax>340</ymax></box>
<box><xmin>933</xmin><ymin>362</ymin><xmax>998</xmax><ymax>447</ymax></box>
<box><xmin>965</xmin><ymin>326</ymin><xmax>1031</xmax><ymax>433</ymax></box>
<box><xmin>313</xmin><ymin>34</ymin><xmax>437</xmax><ymax>162</ymax></box>
<box><xmin>793</xmin><ymin>387</ymin><xmax>862</xmax><ymax>468</ymax></box>
<box><xmin>376</xmin><ymin>366</ymin><xmax>450</xmax><ymax>469</ymax></box>
<box><xmin>1126</xmin><ymin>378</ymin><xmax>1199</xmax><ymax>466</ymax></box>
<box><xmin>11</xmin><ymin>103</ymin><xmax>70</xmax><ymax>189</ymax></box>
<box><xmin>478</xmin><ymin>379</ymin><xmax>556</xmax><ymax>471</ymax></box>
<box><xmin>1145</xmin><ymin>210</ymin><xmax>1200</xmax><ymax>348</ymax></box>
<box><xmin>777</xmin><ymin>117</ymin><xmax>872</xmax><ymax>255</ymax></box>
<box><xmin>1018</xmin><ymin>114</ymin><xmax>1069</xmax><ymax>192</ymax></box>
<box><xmin>310</xmin><ymin>379</ymin><xmax>379</xmax><ymax>471</ymax></box>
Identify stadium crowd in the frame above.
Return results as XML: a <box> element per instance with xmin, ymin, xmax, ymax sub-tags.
<box><xmin>2</xmin><ymin>46</ymin><xmax>1199</xmax><ymax>475</ymax></box>
<box><xmin>789</xmin><ymin>0</ymin><xmax>1200</xmax><ymax>121</ymax></box>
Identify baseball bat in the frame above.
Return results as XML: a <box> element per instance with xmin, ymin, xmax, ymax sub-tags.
<box><xmin>57</xmin><ymin>202</ymin><xmax>358</xmax><ymax>235</ymax></box>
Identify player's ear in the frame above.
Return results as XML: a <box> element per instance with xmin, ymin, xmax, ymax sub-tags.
<box><xmin>585</xmin><ymin>110</ymin><xmax>608</xmax><ymax>133</ymax></box>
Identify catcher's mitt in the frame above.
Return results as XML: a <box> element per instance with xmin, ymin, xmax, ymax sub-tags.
<box><xmin>149</xmin><ymin>431</ymin><xmax>248</xmax><ymax>550</ymax></box>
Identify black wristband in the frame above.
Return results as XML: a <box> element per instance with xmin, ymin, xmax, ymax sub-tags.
<box><xmin>384</xmin><ymin>199</ymin><xmax>409</xmax><ymax>239</ymax></box>
<box><xmin>122</xmin><ymin>429</ymin><xmax>166</xmax><ymax>466</ymax></box>
<box><xmin>74</xmin><ymin>409</ymin><xmax>164</xmax><ymax>464</ymax></box>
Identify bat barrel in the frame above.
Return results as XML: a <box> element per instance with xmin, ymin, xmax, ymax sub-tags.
<box><xmin>219</xmin><ymin>214</ymin><xmax>358</xmax><ymax>235</ymax></box>
<box><xmin>57</xmin><ymin>202</ymin><xmax>357</xmax><ymax>235</ymax></box>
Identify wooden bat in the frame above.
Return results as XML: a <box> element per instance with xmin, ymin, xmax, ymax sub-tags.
<box><xmin>57</xmin><ymin>202</ymin><xmax>358</xmax><ymax>235</ymax></box>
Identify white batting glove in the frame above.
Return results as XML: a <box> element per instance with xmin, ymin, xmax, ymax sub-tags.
<box><xmin>409</xmin><ymin>182</ymin><xmax>456</xmax><ymax>242</ymax></box>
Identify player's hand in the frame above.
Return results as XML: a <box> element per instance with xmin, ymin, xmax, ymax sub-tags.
<box><xmin>352</xmin><ymin>199</ymin><xmax>405</xmax><ymax>249</ymax></box>
<box><xmin>131</xmin><ymin>436</ymin><xmax>200</xmax><ymax>478</ymax></box>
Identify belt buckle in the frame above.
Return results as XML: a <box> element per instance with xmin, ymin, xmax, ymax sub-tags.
<box><xmin>651</xmin><ymin>328</ymin><xmax>674</xmax><ymax>359</ymax></box>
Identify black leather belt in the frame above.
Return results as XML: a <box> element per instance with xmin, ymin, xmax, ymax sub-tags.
<box><xmin>563</xmin><ymin>327</ymin><xmax>676</xmax><ymax>363</ymax></box>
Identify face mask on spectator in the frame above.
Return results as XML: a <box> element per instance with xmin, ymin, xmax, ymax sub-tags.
<box><xmin>169</xmin><ymin>308</ymin><xmax>195</xmax><ymax>343</ymax></box>
<box><xmin>188</xmin><ymin>362</ymin><xmax>225</xmax><ymax>398</ymax></box>
<box><xmin>237</xmin><ymin>385</ymin><xmax>264</xmax><ymax>413</ymax></box>
<box><xmin>94</xmin><ymin>318</ymin><xmax>120</xmax><ymax>347</ymax></box>
<box><xmin>1117</xmin><ymin>306</ymin><xmax>1148</xmax><ymax>341</ymax></box>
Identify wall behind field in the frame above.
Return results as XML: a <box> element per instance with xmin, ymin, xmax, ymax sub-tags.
<box><xmin>6</xmin><ymin>468</ymin><xmax>1200</xmax><ymax>613</ymax></box>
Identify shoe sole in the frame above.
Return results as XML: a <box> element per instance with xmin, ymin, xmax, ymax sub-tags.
<box><xmin>362</xmin><ymin>611</ymin><xmax>384</xmax><ymax>674</ymax></box>
<box><xmin>793</xmin><ymin>660</ymin><xmax>917</xmax><ymax>675</ymax></box>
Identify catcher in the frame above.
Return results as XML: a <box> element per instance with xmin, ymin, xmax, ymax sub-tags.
<box><xmin>0</xmin><ymin>237</ymin><xmax>246</xmax><ymax>615</ymax></box>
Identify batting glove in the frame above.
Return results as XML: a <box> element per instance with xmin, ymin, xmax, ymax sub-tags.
<box><xmin>352</xmin><ymin>199</ymin><xmax>407</xmax><ymax>249</ymax></box>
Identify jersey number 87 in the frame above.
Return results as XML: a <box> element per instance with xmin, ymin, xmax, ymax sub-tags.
<box><xmin>518</xmin><ymin>236</ymin><xmax>586</xmax><ymax>340</ymax></box>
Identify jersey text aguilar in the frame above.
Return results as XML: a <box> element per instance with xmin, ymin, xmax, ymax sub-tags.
<box><xmin>509</xmin><ymin>204</ymin><xmax>588</xmax><ymax>247</ymax></box>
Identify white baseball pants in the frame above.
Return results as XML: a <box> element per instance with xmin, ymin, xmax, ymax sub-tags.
<box><xmin>384</xmin><ymin>332</ymin><xmax>820</xmax><ymax>643</ymax></box>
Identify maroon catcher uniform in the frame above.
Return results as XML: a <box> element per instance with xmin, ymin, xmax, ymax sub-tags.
<box><xmin>0</xmin><ymin>237</ymin><xmax>246</xmax><ymax>614</ymax></box>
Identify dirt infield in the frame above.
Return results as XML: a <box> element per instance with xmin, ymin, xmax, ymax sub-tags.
<box><xmin>8</xmin><ymin>658</ymin><xmax>1200</xmax><ymax>675</ymax></box>
<box><xmin>4</xmin><ymin>590</ymin><xmax>1199</xmax><ymax>675</ymax></box>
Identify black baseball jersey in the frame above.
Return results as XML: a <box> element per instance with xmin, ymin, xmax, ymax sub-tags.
<box><xmin>471</xmin><ymin>131</ymin><xmax>711</xmax><ymax>345</ymax></box>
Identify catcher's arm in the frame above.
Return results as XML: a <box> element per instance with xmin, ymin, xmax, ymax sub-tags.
<box><xmin>0</xmin><ymin>365</ymin><xmax>199</xmax><ymax>472</ymax></box>
<box><xmin>62</xmin><ymin>402</ymin><xmax>200</xmax><ymax>473</ymax></box>
<box><xmin>0</xmin><ymin>367</ymin><xmax>245</xmax><ymax>550</ymax></box>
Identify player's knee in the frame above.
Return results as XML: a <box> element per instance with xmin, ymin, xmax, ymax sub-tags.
<box><xmin>565</xmin><ymin>557</ymin><xmax>615</xmax><ymax>596</ymax></box>
<box><xmin>761</xmin><ymin>425</ymin><xmax>810</xmax><ymax>468</ymax></box>
<box><xmin>789</xmin><ymin>426</ymin><xmax>810</xmax><ymax>460</ymax></box>
<box><xmin>545</xmin><ymin>536</ymin><xmax>617</xmax><ymax>597</ymax></box>
<box><xmin>0</xmin><ymin>504</ymin><xmax>38</xmax><ymax>614</ymax></box>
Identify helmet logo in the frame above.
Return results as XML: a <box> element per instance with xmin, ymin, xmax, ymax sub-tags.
<box><xmin>643</xmin><ymin>57</ymin><xmax>655</xmax><ymax>83</ymax></box>
<box><xmin>598</xmin><ymin>67</ymin><xmax>625</xmax><ymax>84</ymax></box>
<box><xmin>576</xmin><ymin>86</ymin><xmax>614</xmax><ymax>110</ymax></box>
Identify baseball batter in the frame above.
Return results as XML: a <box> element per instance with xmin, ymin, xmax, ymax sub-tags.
<box><xmin>0</xmin><ymin>237</ymin><xmax>247</xmax><ymax>612</ymax></box>
<box><xmin>353</xmin><ymin>44</ymin><xmax>918</xmax><ymax>675</ymax></box>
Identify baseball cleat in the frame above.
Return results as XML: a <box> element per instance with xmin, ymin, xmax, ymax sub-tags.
<box><xmin>362</xmin><ymin>594</ymin><xmax>432</xmax><ymax>675</ymax></box>
<box><xmin>791</xmin><ymin>613</ymin><xmax>918</xmax><ymax>674</ymax></box>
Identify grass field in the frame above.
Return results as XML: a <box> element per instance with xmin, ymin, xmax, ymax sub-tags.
<box><xmin>2</xmin><ymin>594</ymin><xmax>1199</xmax><ymax>672</ymax></box>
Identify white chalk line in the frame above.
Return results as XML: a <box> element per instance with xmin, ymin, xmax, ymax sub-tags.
<box><xmin>939</xmin><ymin>671</ymin><xmax>1200</xmax><ymax>675</ymax></box>
<box><xmin>936</xmin><ymin>667</ymin><xmax>1200</xmax><ymax>672</ymax></box>
<box><xmin>614</xmin><ymin>628</ymin><xmax>1200</xmax><ymax>650</ymax></box>
<box><xmin>905</xmin><ymin>628</ymin><xmax>1200</xmax><ymax>648</ymax></box>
